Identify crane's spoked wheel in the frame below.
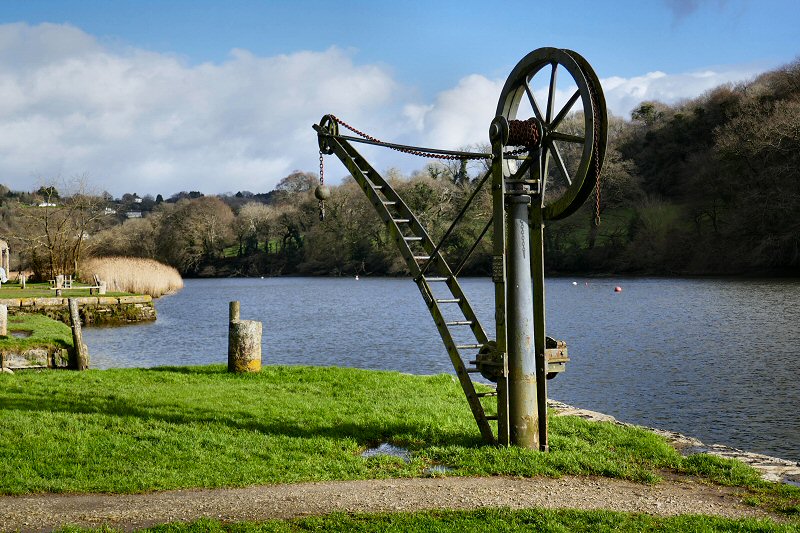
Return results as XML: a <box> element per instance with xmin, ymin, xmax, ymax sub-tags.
<box><xmin>496</xmin><ymin>48</ymin><xmax>607</xmax><ymax>220</ymax></box>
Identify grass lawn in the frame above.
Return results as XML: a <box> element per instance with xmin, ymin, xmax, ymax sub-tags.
<box><xmin>0</xmin><ymin>313</ymin><xmax>73</xmax><ymax>352</ymax></box>
<box><xmin>0</xmin><ymin>281</ymin><xmax>131</xmax><ymax>299</ymax></box>
<box><xmin>1</xmin><ymin>365</ymin><xmax>798</xmax><ymax>515</ymax></box>
<box><xmin>57</xmin><ymin>509</ymin><xmax>800</xmax><ymax>533</ymax></box>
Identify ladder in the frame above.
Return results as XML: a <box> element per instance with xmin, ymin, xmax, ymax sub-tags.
<box><xmin>325</xmin><ymin>134</ymin><xmax>498</xmax><ymax>444</ymax></box>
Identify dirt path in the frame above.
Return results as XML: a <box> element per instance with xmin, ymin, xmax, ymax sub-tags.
<box><xmin>0</xmin><ymin>475</ymin><xmax>783</xmax><ymax>532</ymax></box>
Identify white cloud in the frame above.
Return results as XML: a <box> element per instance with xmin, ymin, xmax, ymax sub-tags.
<box><xmin>406</xmin><ymin>66</ymin><xmax>763</xmax><ymax>153</ymax></box>
<box><xmin>0</xmin><ymin>23</ymin><xmax>772</xmax><ymax>195</ymax></box>
<box><xmin>0</xmin><ymin>23</ymin><xmax>400</xmax><ymax>195</ymax></box>
<box><xmin>405</xmin><ymin>74</ymin><xmax>502</xmax><ymax>149</ymax></box>
<box><xmin>601</xmin><ymin>66</ymin><xmax>762</xmax><ymax>117</ymax></box>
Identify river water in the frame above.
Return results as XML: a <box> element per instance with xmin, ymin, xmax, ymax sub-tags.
<box><xmin>84</xmin><ymin>277</ymin><xmax>800</xmax><ymax>462</ymax></box>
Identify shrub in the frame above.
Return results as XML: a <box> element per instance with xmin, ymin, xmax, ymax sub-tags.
<box><xmin>81</xmin><ymin>256</ymin><xmax>184</xmax><ymax>297</ymax></box>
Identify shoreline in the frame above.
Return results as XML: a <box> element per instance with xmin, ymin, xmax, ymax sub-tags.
<box><xmin>549</xmin><ymin>399</ymin><xmax>800</xmax><ymax>486</ymax></box>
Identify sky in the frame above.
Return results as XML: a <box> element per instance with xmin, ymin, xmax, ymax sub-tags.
<box><xmin>0</xmin><ymin>0</ymin><xmax>798</xmax><ymax>197</ymax></box>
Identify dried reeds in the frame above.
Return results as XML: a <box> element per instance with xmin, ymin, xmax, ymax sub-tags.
<box><xmin>81</xmin><ymin>257</ymin><xmax>184</xmax><ymax>298</ymax></box>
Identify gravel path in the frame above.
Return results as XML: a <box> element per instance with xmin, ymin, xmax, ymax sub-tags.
<box><xmin>0</xmin><ymin>475</ymin><xmax>782</xmax><ymax>532</ymax></box>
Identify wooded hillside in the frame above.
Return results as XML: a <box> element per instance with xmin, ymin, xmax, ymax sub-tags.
<box><xmin>3</xmin><ymin>59</ymin><xmax>798</xmax><ymax>279</ymax></box>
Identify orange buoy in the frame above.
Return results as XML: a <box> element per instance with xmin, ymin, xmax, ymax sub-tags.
<box><xmin>614</xmin><ymin>286</ymin><xmax>622</xmax><ymax>292</ymax></box>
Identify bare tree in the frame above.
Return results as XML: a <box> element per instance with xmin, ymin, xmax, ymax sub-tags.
<box><xmin>12</xmin><ymin>177</ymin><xmax>107</xmax><ymax>280</ymax></box>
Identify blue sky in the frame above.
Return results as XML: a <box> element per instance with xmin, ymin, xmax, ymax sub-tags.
<box><xmin>0</xmin><ymin>0</ymin><xmax>798</xmax><ymax>196</ymax></box>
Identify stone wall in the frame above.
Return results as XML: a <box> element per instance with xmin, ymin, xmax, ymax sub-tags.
<box><xmin>0</xmin><ymin>295</ymin><xmax>156</xmax><ymax>325</ymax></box>
<box><xmin>1</xmin><ymin>347</ymin><xmax>70</xmax><ymax>370</ymax></box>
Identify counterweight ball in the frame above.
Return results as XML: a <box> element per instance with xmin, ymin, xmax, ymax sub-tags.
<box><xmin>315</xmin><ymin>185</ymin><xmax>331</xmax><ymax>201</ymax></box>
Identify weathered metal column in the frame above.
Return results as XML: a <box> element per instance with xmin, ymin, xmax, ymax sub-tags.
<box><xmin>506</xmin><ymin>192</ymin><xmax>539</xmax><ymax>449</ymax></box>
<box><xmin>530</xmin><ymin>201</ymin><xmax>549</xmax><ymax>451</ymax></box>
<box><xmin>490</xmin><ymin>119</ymin><xmax>510</xmax><ymax>446</ymax></box>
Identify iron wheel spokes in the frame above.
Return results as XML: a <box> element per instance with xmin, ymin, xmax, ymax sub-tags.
<box><xmin>495</xmin><ymin>48</ymin><xmax>607</xmax><ymax>220</ymax></box>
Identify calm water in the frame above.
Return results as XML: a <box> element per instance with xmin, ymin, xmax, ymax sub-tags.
<box><xmin>84</xmin><ymin>277</ymin><xmax>800</xmax><ymax>462</ymax></box>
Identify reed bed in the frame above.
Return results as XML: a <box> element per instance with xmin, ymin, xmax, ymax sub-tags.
<box><xmin>81</xmin><ymin>257</ymin><xmax>184</xmax><ymax>297</ymax></box>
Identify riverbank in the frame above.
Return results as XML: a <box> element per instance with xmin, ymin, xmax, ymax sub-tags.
<box><xmin>0</xmin><ymin>294</ymin><xmax>155</xmax><ymax>325</ymax></box>
<box><xmin>550</xmin><ymin>400</ymin><xmax>800</xmax><ymax>487</ymax></box>
<box><xmin>1</xmin><ymin>364</ymin><xmax>798</xmax><ymax>531</ymax></box>
<box><xmin>1</xmin><ymin>366</ymin><xmax>798</xmax><ymax>494</ymax></box>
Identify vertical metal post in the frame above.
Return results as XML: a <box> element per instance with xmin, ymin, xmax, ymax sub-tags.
<box><xmin>491</xmin><ymin>124</ymin><xmax>510</xmax><ymax>446</ymax></box>
<box><xmin>507</xmin><ymin>192</ymin><xmax>539</xmax><ymax>449</ymax></box>
<box><xmin>530</xmin><ymin>204</ymin><xmax>549</xmax><ymax>451</ymax></box>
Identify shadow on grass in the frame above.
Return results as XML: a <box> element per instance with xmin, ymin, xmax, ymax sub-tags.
<box><xmin>143</xmin><ymin>365</ymin><xmax>226</xmax><ymax>375</ymax></box>
<box><xmin>2</xmin><ymin>385</ymin><xmax>481</xmax><ymax>448</ymax></box>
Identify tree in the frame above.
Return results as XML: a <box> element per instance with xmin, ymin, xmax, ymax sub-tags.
<box><xmin>156</xmin><ymin>197</ymin><xmax>234</xmax><ymax>273</ymax></box>
<box><xmin>275</xmin><ymin>171</ymin><xmax>318</xmax><ymax>193</ymax></box>
<box><xmin>13</xmin><ymin>177</ymin><xmax>105</xmax><ymax>280</ymax></box>
<box><xmin>36</xmin><ymin>185</ymin><xmax>60</xmax><ymax>200</ymax></box>
<box><xmin>232</xmin><ymin>202</ymin><xmax>276</xmax><ymax>256</ymax></box>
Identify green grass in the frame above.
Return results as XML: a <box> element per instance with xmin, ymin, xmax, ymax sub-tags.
<box><xmin>0</xmin><ymin>281</ymin><xmax>130</xmax><ymax>298</ymax></box>
<box><xmin>57</xmin><ymin>509</ymin><xmax>800</xmax><ymax>533</ymax></box>
<box><xmin>1</xmin><ymin>365</ymin><xmax>798</xmax><ymax>515</ymax></box>
<box><xmin>0</xmin><ymin>313</ymin><xmax>73</xmax><ymax>352</ymax></box>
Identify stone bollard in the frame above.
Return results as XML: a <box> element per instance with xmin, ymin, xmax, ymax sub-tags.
<box><xmin>228</xmin><ymin>320</ymin><xmax>262</xmax><ymax>373</ymax></box>
<box><xmin>20</xmin><ymin>274</ymin><xmax>26</xmax><ymax>290</ymax></box>
<box><xmin>227</xmin><ymin>301</ymin><xmax>261</xmax><ymax>373</ymax></box>
<box><xmin>55</xmin><ymin>274</ymin><xmax>64</xmax><ymax>289</ymax></box>
<box><xmin>0</xmin><ymin>304</ymin><xmax>6</xmax><ymax>336</ymax></box>
<box><xmin>99</xmin><ymin>280</ymin><xmax>107</xmax><ymax>295</ymax></box>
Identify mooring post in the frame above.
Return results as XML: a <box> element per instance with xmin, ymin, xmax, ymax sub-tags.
<box><xmin>0</xmin><ymin>304</ymin><xmax>7</xmax><ymax>336</ymax></box>
<box><xmin>68</xmin><ymin>298</ymin><xmax>89</xmax><ymax>370</ymax></box>
<box><xmin>506</xmin><ymin>193</ymin><xmax>539</xmax><ymax>449</ymax></box>
<box><xmin>228</xmin><ymin>301</ymin><xmax>261</xmax><ymax>373</ymax></box>
<box><xmin>228</xmin><ymin>320</ymin><xmax>262</xmax><ymax>373</ymax></box>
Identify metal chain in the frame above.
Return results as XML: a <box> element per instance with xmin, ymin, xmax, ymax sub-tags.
<box><xmin>319</xmin><ymin>151</ymin><xmax>324</xmax><ymax>187</ymax></box>
<box><xmin>588</xmin><ymin>79</ymin><xmax>602</xmax><ymax>227</ymax></box>
<box><xmin>318</xmin><ymin>150</ymin><xmax>325</xmax><ymax>221</ymax></box>
<box><xmin>330</xmin><ymin>115</ymin><xmax>472</xmax><ymax>160</ymax></box>
<box><xmin>329</xmin><ymin>115</ymin><xmax>527</xmax><ymax>161</ymax></box>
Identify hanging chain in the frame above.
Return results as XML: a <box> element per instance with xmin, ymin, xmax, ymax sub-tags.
<box><xmin>588</xmin><ymin>79</ymin><xmax>602</xmax><ymax>227</ymax></box>
<box><xmin>593</xmin><ymin>126</ymin><xmax>601</xmax><ymax>226</ymax></box>
<box><xmin>318</xmin><ymin>150</ymin><xmax>326</xmax><ymax>221</ymax></box>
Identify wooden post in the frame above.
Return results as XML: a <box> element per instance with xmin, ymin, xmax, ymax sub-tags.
<box><xmin>0</xmin><ymin>304</ymin><xmax>6</xmax><ymax>336</ymax></box>
<box><xmin>68</xmin><ymin>298</ymin><xmax>89</xmax><ymax>370</ymax></box>
<box><xmin>228</xmin><ymin>319</ymin><xmax>262</xmax><ymax>373</ymax></box>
